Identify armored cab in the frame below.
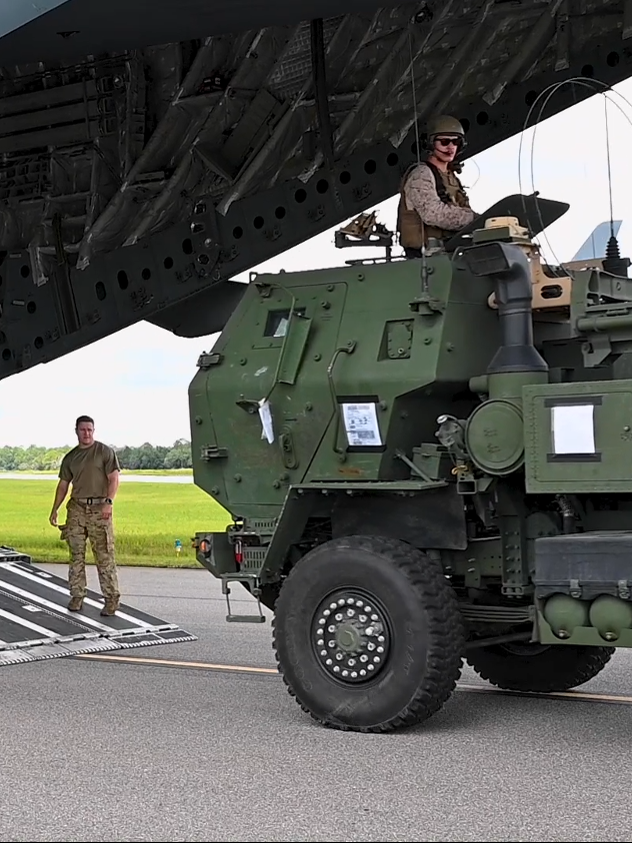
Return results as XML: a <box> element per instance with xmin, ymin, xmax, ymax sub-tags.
<box><xmin>189</xmin><ymin>194</ymin><xmax>632</xmax><ymax>733</ymax></box>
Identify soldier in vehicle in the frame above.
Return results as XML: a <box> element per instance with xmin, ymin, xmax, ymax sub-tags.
<box><xmin>49</xmin><ymin>415</ymin><xmax>121</xmax><ymax>616</ymax></box>
<box><xmin>397</xmin><ymin>114</ymin><xmax>477</xmax><ymax>257</ymax></box>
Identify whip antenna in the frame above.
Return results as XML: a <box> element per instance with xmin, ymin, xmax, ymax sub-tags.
<box><xmin>602</xmin><ymin>94</ymin><xmax>628</xmax><ymax>276</ymax></box>
<box><xmin>408</xmin><ymin>28</ymin><xmax>429</xmax><ymax>294</ymax></box>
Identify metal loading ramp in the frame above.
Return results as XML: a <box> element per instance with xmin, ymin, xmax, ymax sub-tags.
<box><xmin>0</xmin><ymin>548</ymin><xmax>197</xmax><ymax>667</ymax></box>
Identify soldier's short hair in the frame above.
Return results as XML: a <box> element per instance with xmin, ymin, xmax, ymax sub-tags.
<box><xmin>75</xmin><ymin>414</ymin><xmax>94</xmax><ymax>428</ymax></box>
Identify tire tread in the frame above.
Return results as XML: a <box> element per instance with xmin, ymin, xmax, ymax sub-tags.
<box><xmin>272</xmin><ymin>534</ymin><xmax>465</xmax><ymax>733</ymax></box>
<box><xmin>467</xmin><ymin>643</ymin><xmax>613</xmax><ymax>693</ymax></box>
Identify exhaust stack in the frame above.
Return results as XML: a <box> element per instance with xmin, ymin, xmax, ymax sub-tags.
<box><xmin>462</xmin><ymin>240</ymin><xmax>548</xmax><ymax>378</ymax></box>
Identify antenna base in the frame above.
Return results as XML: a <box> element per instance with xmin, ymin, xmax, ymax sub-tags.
<box><xmin>603</xmin><ymin>235</ymin><xmax>631</xmax><ymax>278</ymax></box>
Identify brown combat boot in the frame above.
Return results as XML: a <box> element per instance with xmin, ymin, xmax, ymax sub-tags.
<box><xmin>68</xmin><ymin>596</ymin><xmax>83</xmax><ymax>612</ymax></box>
<box><xmin>100</xmin><ymin>599</ymin><xmax>120</xmax><ymax>616</ymax></box>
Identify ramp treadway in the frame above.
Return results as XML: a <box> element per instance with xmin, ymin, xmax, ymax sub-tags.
<box><xmin>0</xmin><ymin>547</ymin><xmax>197</xmax><ymax>667</ymax></box>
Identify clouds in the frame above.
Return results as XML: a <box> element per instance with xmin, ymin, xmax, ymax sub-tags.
<box><xmin>1</xmin><ymin>78</ymin><xmax>631</xmax><ymax>447</ymax></box>
<box><xmin>0</xmin><ymin>322</ymin><xmax>203</xmax><ymax>448</ymax></box>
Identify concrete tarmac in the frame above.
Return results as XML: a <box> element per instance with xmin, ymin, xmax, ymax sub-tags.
<box><xmin>2</xmin><ymin>563</ymin><xmax>631</xmax><ymax>843</ymax></box>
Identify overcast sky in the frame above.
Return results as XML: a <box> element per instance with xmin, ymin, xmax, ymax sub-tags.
<box><xmin>1</xmin><ymin>77</ymin><xmax>631</xmax><ymax>448</ymax></box>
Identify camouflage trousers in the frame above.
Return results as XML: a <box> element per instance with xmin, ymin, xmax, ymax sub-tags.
<box><xmin>62</xmin><ymin>499</ymin><xmax>120</xmax><ymax>603</ymax></box>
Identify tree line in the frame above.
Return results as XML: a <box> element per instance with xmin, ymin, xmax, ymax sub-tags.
<box><xmin>0</xmin><ymin>439</ymin><xmax>192</xmax><ymax>471</ymax></box>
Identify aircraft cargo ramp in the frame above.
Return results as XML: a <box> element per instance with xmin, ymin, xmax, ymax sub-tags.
<box><xmin>0</xmin><ymin>547</ymin><xmax>197</xmax><ymax>667</ymax></box>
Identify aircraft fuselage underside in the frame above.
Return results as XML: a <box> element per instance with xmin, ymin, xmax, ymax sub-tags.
<box><xmin>0</xmin><ymin>1</ymin><xmax>631</xmax><ymax>381</ymax></box>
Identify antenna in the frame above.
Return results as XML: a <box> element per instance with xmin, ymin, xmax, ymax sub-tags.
<box><xmin>602</xmin><ymin>95</ymin><xmax>630</xmax><ymax>277</ymax></box>
<box><xmin>408</xmin><ymin>29</ymin><xmax>429</xmax><ymax>295</ymax></box>
<box><xmin>604</xmin><ymin>95</ymin><xmax>615</xmax><ymax>241</ymax></box>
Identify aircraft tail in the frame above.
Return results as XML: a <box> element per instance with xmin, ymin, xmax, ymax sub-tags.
<box><xmin>570</xmin><ymin>220</ymin><xmax>622</xmax><ymax>262</ymax></box>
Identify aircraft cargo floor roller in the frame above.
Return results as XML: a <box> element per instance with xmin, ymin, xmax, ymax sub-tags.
<box><xmin>0</xmin><ymin>546</ymin><xmax>197</xmax><ymax>666</ymax></box>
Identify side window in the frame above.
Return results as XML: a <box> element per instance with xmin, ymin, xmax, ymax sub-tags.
<box><xmin>263</xmin><ymin>308</ymin><xmax>306</xmax><ymax>338</ymax></box>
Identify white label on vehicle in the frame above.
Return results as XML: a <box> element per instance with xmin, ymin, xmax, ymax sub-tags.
<box><xmin>551</xmin><ymin>403</ymin><xmax>595</xmax><ymax>454</ymax></box>
<box><xmin>341</xmin><ymin>402</ymin><xmax>382</xmax><ymax>447</ymax></box>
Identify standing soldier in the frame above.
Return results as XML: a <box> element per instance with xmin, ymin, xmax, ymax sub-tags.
<box><xmin>49</xmin><ymin>415</ymin><xmax>121</xmax><ymax>615</ymax></box>
<box><xmin>397</xmin><ymin>114</ymin><xmax>477</xmax><ymax>257</ymax></box>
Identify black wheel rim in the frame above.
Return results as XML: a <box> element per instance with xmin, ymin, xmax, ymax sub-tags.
<box><xmin>311</xmin><ymin>589</ymin><xmax>391</xmax><ymax>684</ymax></box>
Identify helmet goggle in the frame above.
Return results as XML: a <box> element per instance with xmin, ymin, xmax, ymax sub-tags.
<box><xmin>432</xmin><ymin>134</ymin><xmax>464</xmax><ymax>149</ymax></box>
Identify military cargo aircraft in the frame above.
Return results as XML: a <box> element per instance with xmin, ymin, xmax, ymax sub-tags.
<box><xmin>1</xmin><ymin>0</ymin><xmax>630</xmax><ymax>379</ymax></box>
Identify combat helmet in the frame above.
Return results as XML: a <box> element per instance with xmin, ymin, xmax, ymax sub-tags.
<box><xmin>425</xmin><ymin>114</ymin><xmax>466</xmax><ymax>139</ymax></box>
<box><xmin>419</xmin><ymin>114</ymin><xmax>468</xmax><ymax>171</ymax></box>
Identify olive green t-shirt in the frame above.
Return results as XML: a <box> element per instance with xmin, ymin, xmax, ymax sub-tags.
<box><xmin>59</xmin><ymin>441</ymin><xmax>120</xmax><ymax>499</ymax></box>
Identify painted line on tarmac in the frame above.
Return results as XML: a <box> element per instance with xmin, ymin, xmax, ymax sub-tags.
<box><xmin>456</xmin><ymin>682</ymin><xmax>632</xmax><ymax>705</ymax></box>
<box><xmin>75</xmin><ymin>653</ymin><xmax>278</xmax><ymax>674</ymax></box>
<box><xmin>75</xmin><ymin>654</ymin><xmax>632</xmax><ymax>705</ymax></box>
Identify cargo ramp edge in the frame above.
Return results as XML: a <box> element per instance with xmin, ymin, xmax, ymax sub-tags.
<box><xmin>0</xmin><ymin>546</ymin><xmax>197</xmax><ymax>667</ymax></box>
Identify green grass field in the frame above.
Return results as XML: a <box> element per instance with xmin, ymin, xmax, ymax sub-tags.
<box><xmin>0</xmin><ymin>479</ymin><xmax>231</xmax><ymax>568</ymax></box>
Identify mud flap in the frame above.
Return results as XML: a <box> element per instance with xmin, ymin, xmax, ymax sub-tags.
<box><xmin>0</xmin><ymin>548</ymin><xmax>197</xmax><ymax>667</ymax></box>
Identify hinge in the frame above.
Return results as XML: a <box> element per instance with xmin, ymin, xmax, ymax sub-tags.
<box><xmin>201</xmin><ymin>446</ymin><xmax>228</xmax><ymax>460</ymax></box>
<box><xmin>197</xmin><ymin>352</ymin><xmax>223</xmax><ymax>369</ymax></box>
<box><xmin>279</xmin><ymin>428</ymin><xmax>299</xmax><ymax>469</ymax></box>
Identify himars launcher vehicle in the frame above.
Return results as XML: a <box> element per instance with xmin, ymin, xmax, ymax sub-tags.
<box><xmin>189</xmin><ymin>197</ymin><xmax>632</xmax><ymax>733</ymax></box>
<box><xmin>3</xmin><ymin>1</ymin><xmax>632</xmax><ymax>722</ymax></box>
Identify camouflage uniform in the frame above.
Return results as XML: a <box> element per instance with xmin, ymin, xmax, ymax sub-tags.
<box><xmin>58</xmin><ymin>440</ymin><xmax>121</xmax><ymax>614</ymax></box>
<box><xmin>397</xmin><ymin>161</ymin><xmax>476</xmax><ymax>254</ymax></box>
<box><xmin>62</xmin><ymin>500</ymin><xmax>120</xmax><ymax>608</ymax></box>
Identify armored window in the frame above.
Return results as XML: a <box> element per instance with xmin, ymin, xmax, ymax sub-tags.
<box><xmin>263</xmin><ymin>308</ymin><xmax>306</xmax><ymax>338</ymax></box>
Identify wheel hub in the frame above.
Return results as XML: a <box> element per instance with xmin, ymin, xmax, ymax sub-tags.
<box><xmin>312</xmin><ymin>591</ymin><xmax>391</xmax><ymax>683</ymax></box>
